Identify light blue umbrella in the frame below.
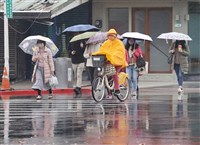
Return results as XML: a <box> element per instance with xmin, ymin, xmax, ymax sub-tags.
<box><xmin>62</xmin><ymin>24</ymin><xmax>99</xmax><ymax>33</ymax></box>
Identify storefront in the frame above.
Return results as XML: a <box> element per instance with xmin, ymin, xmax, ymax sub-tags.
<box><xmin>0</xmin><ymin>0</ymin><xmax>90</xmax><ymax>80</ymax></box>
<box><xmin>92</xmin><ymin>0</ymin><xmax>199</xmax><ymax>77</ymax></box>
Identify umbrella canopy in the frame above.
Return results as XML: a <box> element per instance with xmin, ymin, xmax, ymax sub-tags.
<box><xmin>62</xmin><ymin>24</ymin><xmax>99</xmax><ymax>33</ymax></box>
<box><xmin>157</xmin><ymin>32</ymin><xmax>192</xmax><ymax>41</ymax></box>
<box><xmin>18</xmin><ymin>35</ymin><xmax>59</xmax><ymax>56</ymax></box>
<box><xmin>70</xmin><ymin>32</ymin><xmax>97</xmax><ymax>43</ymax></box>
<box><xmin>86</xmin><ymin>32</ymin><xmax>123</xmax><ymax>44</ymax></box>
<box><xmin>122</xmin><ymin>32</ymin><xmax>153</xmax><ymax>41</ymax></box>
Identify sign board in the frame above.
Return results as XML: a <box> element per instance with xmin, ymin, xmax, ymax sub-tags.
<box><xmin>175</xmin><ymin>23</ymin><xmax>182</xmax><ymax>28</ymax></box>
<box><xmin>6</xmin><ymin>0</ymin><xmax>12</xmax><ymax>18</ymax></box>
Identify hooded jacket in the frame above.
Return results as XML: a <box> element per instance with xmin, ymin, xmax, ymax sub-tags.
<box><xmin>93</xmin><ymin>38</ymin><xmax>128</xmax><ymax>68</ymax></box>
<box><xmin>169</xmin><ymin>42</ymin><xmax>190</xmax><ymax>73</ymax></box>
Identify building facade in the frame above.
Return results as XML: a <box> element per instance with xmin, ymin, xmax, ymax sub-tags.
<box><xmin>1</xmin><ymin>0</ymin><xmax>199</xmax><ymax>81</ymax></box>
<box><xmin>92</xmin><ymin>0</ymin><xmax>200</xmax><ymax>78</ymax></box>
<box><xmin>0</xmin><ymin>0</ymin><xmax>91</xmax><ymax>80</ymax></box>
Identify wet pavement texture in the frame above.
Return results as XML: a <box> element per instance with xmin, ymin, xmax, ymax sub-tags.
<box><xmin>0</xmin><ymin>85</ymin><xmax>200</xmax><ymax>145</ymax></box>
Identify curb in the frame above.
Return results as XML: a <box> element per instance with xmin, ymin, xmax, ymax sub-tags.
<box><xmin>0</xmin><ymin>88</ymin><xmax>92</xmax><ymax>96</ymax></box>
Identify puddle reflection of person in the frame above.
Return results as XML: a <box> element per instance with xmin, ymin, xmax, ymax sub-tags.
<box><xmin>174</xmin><ymin>94</ymin><xmax>188</xmax><ymax>142</ymax></box>
<box><xmin>32</xmin><ymin>104</ymin><xmax>55</xmax><ymax>137</ymax></box>
<box><xmin>101</xmin><ymin>110</ymin><xmax>129</xmax><ymax>145</ymax></box>
<box><xmin>176</xmin><ymin>94</ymin><xmax>184</xmax><ymax>118</ymax></box>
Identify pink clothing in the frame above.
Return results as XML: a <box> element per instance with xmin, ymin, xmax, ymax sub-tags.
<box><xmin>126</xmin><ymin>46</ymin><xmax>143</xmax><ymax>64</ymax></box>
<box><xmin>113</xmin><ymin>66</ymin><xmax>121</xmax><ymax>90</ymax></box>
<box><xmin>38</xmin><ymin>49</ymin><xmax>45</xmax><ymax>67</ymax></box>
<box><xmin>32</xmin><ymin>47</ymin><xmax>55</xmax><ymax>83</ymax></box>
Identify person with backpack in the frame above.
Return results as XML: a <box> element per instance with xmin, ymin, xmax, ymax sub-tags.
<box><xmin>125</xmin><ymin>38</ymin><xmax>144</xmax><ymax>97</ymax></box>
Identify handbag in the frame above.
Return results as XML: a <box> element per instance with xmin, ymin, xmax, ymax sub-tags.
<box><xmin>136</xmin><ymin>54</ymin><xmax>146</xmax><ymax>69</ymax></box>
<box><xmin>167</xmin><ymin>54</ymin><xmax>173</xmax><ymax>64</ymax></box>
<box><xmin>49</xmin><ymin>75</ymin><xmax>59</xmax><ymax>87</ymax></box>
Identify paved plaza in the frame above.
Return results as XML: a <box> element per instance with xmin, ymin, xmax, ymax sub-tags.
<box><xmin>0</xmin><ymin>82</ymin><xmax>199</xmax><ymax>145</ymax></box>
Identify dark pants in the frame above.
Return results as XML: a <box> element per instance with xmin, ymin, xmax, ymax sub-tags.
<box><xmin>86</xmin><ymin>67</ymin><xmax>97</xmax><ymax>84</ymax></box>
<box><xmin>34</xmin><ymin>89</ymin><xmax>52</xmax><ymax>96</ymax></box>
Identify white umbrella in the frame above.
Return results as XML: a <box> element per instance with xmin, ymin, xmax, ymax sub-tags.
<box><xmin>86</xmin><ymin>32</ymin><xmax>123</xmax><ymax>44</ymax></box>
<box><xmin>157</xmin><ymin>32</ymin><xmax>192</xmax><ymax>41</ymax></box>
<box><xmin>122</xmin><ymin>32</ymin><xmax>153</xmax><ymax>41</ymax></box>
<box><xmin>19</xmin><ymin>35</ymin><xmax>59</xmax><ymax>56</ymax></box>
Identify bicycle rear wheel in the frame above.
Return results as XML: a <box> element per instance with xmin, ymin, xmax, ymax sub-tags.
<box><xmin>117</xmin><ymin>78</ymin><xmax>130</xmax><ymax>102</ymax></box>
<box><xmin>92</xmin><ymin>76</ymin><xmax>105</xmax><ymax>102</ymax></box>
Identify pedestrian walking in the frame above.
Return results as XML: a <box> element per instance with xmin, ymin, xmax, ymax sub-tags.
<box><xmin>32</xmin><ymin>40</ymin><xmax>55</xmax><ymax>100</ymax></box>
<box><xmin>68</xmin><ymin>39</ymin><xmax>86</xmax><ymax>96</ymax></box>
<box><xmin>83</xmin><ymin>43</ymin><xmax>101</xmax><ymax>84</ymax></box>
<box><xmin>125</xmin><ymin>38</ymin><xmax>144</xmax><ymax>97</ymax></box>
<box><xmin>169</xmin><ymin>40</ymin><xmax>190</xmax><ymax>93</ymax></box>
<box><xmin>93</xmin><ymin>28</ymin><xmax>128</xmax><ymax>98</ymax></box>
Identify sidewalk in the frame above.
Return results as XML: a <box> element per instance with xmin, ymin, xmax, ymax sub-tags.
<box><xmin>0</xmin><ymin>79</ymin><xmax>179</xmax><ymax>96</ymax></box>
<box><xmin>10</xmin><ymin>80</ymin><xmax>179</xmax><ymax>89</ymax></box>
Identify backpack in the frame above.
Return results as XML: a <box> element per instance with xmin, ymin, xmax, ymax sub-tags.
<box><xmin>136</xmin><ymin>54</ymin><xmax>146</xmax><ymax>69</ymax></box>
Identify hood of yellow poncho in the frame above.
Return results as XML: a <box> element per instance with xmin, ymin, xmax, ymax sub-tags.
<box><xmin>93</xmin><ymin>38</ymin><xmax>127</xmax><ymax>68</ymax></box>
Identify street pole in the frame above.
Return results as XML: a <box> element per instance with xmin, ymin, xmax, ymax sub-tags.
<box><xmin>4</xmin><ymin>0</ymin><xmax>9</xmax><ymax>77</ymax></box>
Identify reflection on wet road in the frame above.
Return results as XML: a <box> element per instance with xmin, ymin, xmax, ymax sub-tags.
<box><xmin>0</xmin><ymin>90</ymin><xmax>200</xmax><ymax>145</ymax></box>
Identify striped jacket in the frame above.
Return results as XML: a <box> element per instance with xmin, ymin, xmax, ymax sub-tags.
<box><xmin>32</xmin><ymin>47</ymin><xmax>55</xmax><ymax>83</ymax></box>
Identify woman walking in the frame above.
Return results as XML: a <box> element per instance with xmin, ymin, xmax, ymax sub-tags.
<box><xmin>125</xmin><ymin>38</ymin><xmax>143</xmax><ymax>97</ymax></box>
<box><xmin>32</xmin><ymin>40</ymin><xmax>55</xmax><ymax>100</ymax></box>
<box><xmin>169</xmin><ymin>40</ymin><xmax>190</xmax><ymax>93</ymax></box>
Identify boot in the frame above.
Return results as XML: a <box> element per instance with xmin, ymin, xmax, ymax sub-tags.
<box><xmin>74</xmin><ymin>87</ymin><xmax>82</xmax><ymax>95</ymax></box>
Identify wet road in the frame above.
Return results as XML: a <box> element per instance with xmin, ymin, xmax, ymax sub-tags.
<box><xmin>0</xmin><ymin>85</ymin><xmax>200</xmax><ymax>145</ymax></box>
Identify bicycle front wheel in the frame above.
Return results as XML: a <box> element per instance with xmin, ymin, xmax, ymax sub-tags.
<box><xmin>117</xmin><ymin>78</ymin><xmax>130</xmax><ymax>102</ymax></box>
<box><xmin>92</xmin><ymin>76</ymin><xmax>105</xmax><ymax>103</ymax></box>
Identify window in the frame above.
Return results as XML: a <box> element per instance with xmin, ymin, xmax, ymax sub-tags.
<box><xmin>108</xmin><ymin>8</ymin><xmax>129</xmax><ymax>34</ymax></box>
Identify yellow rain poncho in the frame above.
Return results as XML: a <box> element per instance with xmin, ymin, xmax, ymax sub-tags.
<box><xmin>93</xmin><ymin>32</ymin><xmax>127</xmax><ymax>68</ymax></box>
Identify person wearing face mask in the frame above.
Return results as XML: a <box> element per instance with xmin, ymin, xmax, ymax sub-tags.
<box><xmin>32</xmin><ymin>40</ymin><xmax>55</xmax><ymax>100</ymax></box>
<box><xmin>125</xmin><ymin>38</ymin><xmax>143</xmax><ymax>97</ymax></box>
<box><xmin>169</xmin><ymin>40</ymin><xmax>190</xmax><ymax>93</ymax></box>
<box><xmin>93</xmin><ymin>29</ymin><xmax>128</xmax><ymax>98</ymax></box>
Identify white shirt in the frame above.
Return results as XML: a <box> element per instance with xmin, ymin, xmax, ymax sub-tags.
<box><xmin>84</xmin><ymin>43</ymin><xmax>102</xmax><ymax>67</ymax></box>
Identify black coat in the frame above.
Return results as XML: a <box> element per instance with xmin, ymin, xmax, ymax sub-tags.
<box><xmin>68</xmin><ymin>40</ymin><xmax>86</xmax><ymax>64</ymax></box>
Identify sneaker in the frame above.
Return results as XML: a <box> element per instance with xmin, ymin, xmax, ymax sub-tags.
<box><xmin>114</xmin><ymin>90</ymin><xmax>122</xmax><ymax>98</ymax></box>
<box><xmin>178</xmin><ymin>86</ymin><xmax>183</xmax><ymax>93</ymax></box>
<box><xmin>36</xmin><ymin>95</ymin><xmax>42</xmax><ymax>100</ymax></box>
<box><xmin>74</xmin><ymin>87</ymin><xmax>82</xmax><ymax>95</ymax></box>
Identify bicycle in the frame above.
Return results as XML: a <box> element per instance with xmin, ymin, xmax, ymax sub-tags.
<box><xmin>91</xmin><ymin>55</ymin><xmax>130</xmax><ymax>103</ymax></box>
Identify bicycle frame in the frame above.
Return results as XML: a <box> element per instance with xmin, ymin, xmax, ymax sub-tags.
<box><xmin>96</xmin><ymin>67</ymin><xmax>115</xmax><ymax>90</ymax></box>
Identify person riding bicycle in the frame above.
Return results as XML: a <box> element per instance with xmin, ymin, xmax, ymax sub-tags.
<box><xmin>93</xmin><ymin>28</ymin><xmax>128</xmax><ymax>98</ymax></box>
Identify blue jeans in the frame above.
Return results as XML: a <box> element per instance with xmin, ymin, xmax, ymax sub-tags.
<box><xmin>126</xmin><ymin>65</ymin><xmax>138</xmax><ymax>92</ymax></box>
<box><xmin>174</xmin><ymin>63</ymin><xmax>183</xmax><ymax>86</ymax></box>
